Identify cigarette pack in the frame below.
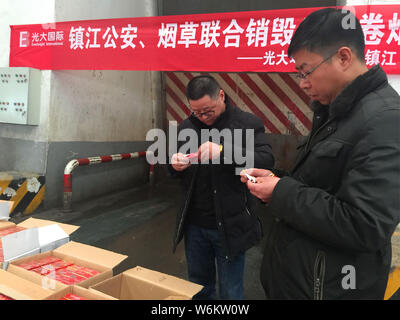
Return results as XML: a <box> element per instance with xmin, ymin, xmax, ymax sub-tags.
<box><xmin>60</xmin><ymin>293</ymin><xmax>87</xmax><ymax>300</ymax></box>
<box><xmin>56</xmin><ymin>267</ymin><xmax>88</xmax><ymax>284</ymax></box>
<box><xmin>66</xmin><ymin>264</ymin><xmax>100</xmax><ymax>278</ymax></box>
<box><xmin>48</xmin><ymin>260</ymin><xmax>73</xmax><ymax>271</ymax></box>
<box><xmin>31</xmin><ymin>264</ymin><xmax>55</xmax><ymax>276</ymax></box>
<box><xmin>15</xmin><ymin>254</ymin><xmax>101</xmax><ymax>285</ymax></box>
<box><xmin>185</xmin><ymin>152</ymin><xmax>198</xmax><ymax>159</ymax></box>
<box><xmin>17</xmin><ymin>256</ymin><xmax>61</xmax><ymax>270</ymax></box>
<box><xmin>54</xmin><ymin>274</ymin><xmax>78</xmax><ymax>285</ymax></box>
<box><xmin>9</xmin><ymin>241</ymin><xmax>127</xmax><ymax>289</ymax></box>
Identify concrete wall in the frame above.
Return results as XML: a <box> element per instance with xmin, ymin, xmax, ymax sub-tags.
<box><xmin>45</xmin><ymin>0</ymin><xmax>162</xmax><ymax>208</ymax></box>
<box><xmin>51</xmin><ymin>0</ymin><xmax>162</xmax><ymax>142</ymax></box>
<box><xmin>0</xmin><ymin>0</ymin><xmax>162</xmax><ymax>209</ymax></box>
<box><xmin>0</xmin><ymin>0</ymin><xmax>54</xmax><ymax>173</ymax></box>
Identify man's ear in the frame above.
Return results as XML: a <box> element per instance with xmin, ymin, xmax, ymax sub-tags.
<box><xmin>337</xmin><ymin>46</ymin><xmax>353</xmax><ymax>71</ymax></box>
<box><xmin>219</xmin><ymin>89</ymin><xmax>225</xmax><ymax>101</ymax></box>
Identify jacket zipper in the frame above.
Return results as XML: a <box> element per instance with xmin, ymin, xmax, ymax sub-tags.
<box><xmin>175</xmin><ymin>166</ymin><xmax>198</xmax><ymax>246</ymax></box>
<box><xmin>313</xmin><ymin>250</ymin><xmax>326</xmax><ymax>300</ymax></box>
<box><xmin>305</xmin><ymin>119</ymin><xmax>332</xmax><ymax>152</ymax></box>
<box><xmin>243</xmin><ymin>187</ymin><xmax>251</xmax><ymax>216</ymax></box>
<box><xmin>211</xmin><ymin>167</ymin><xmax>231</xmax><ymax>260</ymax></box>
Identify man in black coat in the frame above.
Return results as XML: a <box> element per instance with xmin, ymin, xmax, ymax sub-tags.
<box><xmin>169</xmin><ymin>75</ymin><xmax>274</xmax><ymax>299</ymax></box>
<box><xmin>241</xmin><ymin>8</ymin><xmax>400</xmax><ymax>299</ymax></box>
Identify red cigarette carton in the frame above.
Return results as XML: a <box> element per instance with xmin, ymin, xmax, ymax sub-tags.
<box><xmin>48</xmin><ymin>260</ymin><xmax>73</xmax><ymax>271</ymax></box>
<box><xmin>56</xmin><ymin>267</ymin><xmax>87</xmax><ymax>284</ymax></box>
<box><xmin>60</xmin><ymin>293</ymin><xmax>87</xmax><ymax>300</ymax></box>
<box><xmin>31</xmin><ymin>265</ymin><xmax>56</xmax><ymax>276</ymax></box>
<box><xmin>17</xmin><ymin>256</ymin><xmax>62</xmax><ymax>270</ymax></box>
<box><xmin>66</xmin><ymin>265</ymin><xmax>100</xmax><ymax>279</ymax></box>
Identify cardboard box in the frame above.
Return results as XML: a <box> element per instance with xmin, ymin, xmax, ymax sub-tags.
<box><xmin>18</xmin><ymin>218</ymin><xmax>80</xmax><ymax>253</ymax></box>
<box><xmin>1</xmin><ymin>218</ymin><xmax>79</xmax><ymax>269</ymax></box>
<box><xmin>89</xmin><ymin>266</ymin><xmax>203</xmax><ymax>300</ymax></box>
<box><xmin>0</xmin><ymin>221</ymin><xmax>16</xmax><ymax>231</ymax></box>
<box><xmin>45</xmin><ymin>285</ymin><xmax>115</xmax><ymax>300</ymax></box>
<box><xmin>0</xmin><ymin>269</ymin><xmax>54</xmax><ymax>300</ymax></box>
<box><xmin>17</xmin><ymin>218</ymin><xmax>79</xmax><ymax>235</ymax></box>
<box><xmin>8</xmin><ymin>241</ymin><xmax>127</xmax><ymax>289</ymax></box>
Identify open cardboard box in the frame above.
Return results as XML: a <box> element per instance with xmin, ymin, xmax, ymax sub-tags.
<box><xmin>7</xmin><ymin>241</ymin><xmax>127</xmax><ymax>289</ymax></box>
<box><xmin>44</xmin><ymin>285</ymin><xmax>115</xmax><ymax>300</ymax></box>
<box><xmin>89</xmin><ymin>266</ymin><xmax>203</xmax><ymax>300</ymax></box>
<box><xmin>0</xmin><ymin>217</ymin><xmax>79</xmax><ymax>237</ymax></box>
<box><xmin>0</xmin><ymin>218</ymin><xmax>80</xmax><ymax>269</ymax></box>
<box><xmin>0</xmin><ymin>221</ymin><xmax>17</xmax><ymax>231</ymax></box>
<box><xmin>17</xmin><ymin>217</ymin><xmax>80</xmax><ymax>235</ymax></box>
<box><xmin>0</xmin><ymin>269</ymin><xmax>55</xmax><ymax>300</ymax></box>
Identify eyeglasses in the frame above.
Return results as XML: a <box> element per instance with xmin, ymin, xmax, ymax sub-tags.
<box><xmin>295</xmin><ymin>51</ymin><xmax>337</xmax><ymax>80</ymax></box>
<box><xmin>191</xmin><ymin>101</ymin><xmax>218</xmax><ymax>119</ymax></box>
<box><xmin>192</xmin><ymin>109</ymin><xmax>216</xmax><ymax>118</ymax></box>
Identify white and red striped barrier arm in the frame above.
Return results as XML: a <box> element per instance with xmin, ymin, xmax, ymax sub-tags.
<box><xmin>63</xmin><ymin>151</ymin><xmax>154</xmax><ymax>212</ymax></box>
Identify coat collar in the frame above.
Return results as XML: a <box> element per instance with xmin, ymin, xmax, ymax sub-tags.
<box><xmin>310</xmin><ymin>64</ymin><xmax>388</xmax><ymax>119</ymax></box>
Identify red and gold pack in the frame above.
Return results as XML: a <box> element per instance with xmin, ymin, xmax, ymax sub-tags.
<box><xmin>54</xmin><ymin>274</ymin><xmax>77</xmax><ymax>285</ymax></box>
<box><xmin>31</xmin><ymin>265</ymin><xmax>55</xmax><ymax>276</ymax></box>
<box><xmin>31</xmin><ymin>259</ymin><xmax>74</xmax><ymax>276</ymax></box>
<box><xmin>47</xmin><ymin>260</ymin><xmax>73</xmax><ymax>271</ymax></box>
<box><xmin>55</xmin><ymin>268</ymin><xmax>87</xmax><ymax>284</ymax></box>
<box><xmin>59</xmin><ymin>293</ymin><xmax>87</xmax><ymax>300</ymax></box>
<box><xmin>65</xmin><ymin>264</ymin><xmax>100</xmax><ymax>279</ymax></box>
<box><xmin>14</xmin><ymin>255</ymin><xmax>101</xmax><ymax>285</ymax></box>
<box><xmin>17</xmin><ymin>256</ymin><xmax>62</xmax><ymax>270</ymax></box>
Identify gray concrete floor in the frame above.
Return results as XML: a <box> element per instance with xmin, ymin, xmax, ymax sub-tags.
<box><xmin>11</xmin><ymin>177</ymin><xmax>270</xmax><ymax>300</ymax></box>
<box><xmin>11</xmin><ymin>176</ymin><xmax>399</xmax><ymax>300</ymax></box>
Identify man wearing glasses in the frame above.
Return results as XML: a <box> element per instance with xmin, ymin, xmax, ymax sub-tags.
<box><xmin>169</xmin><ymin>75</ymin><xmax>274</xmax><ymax>299</ymax></box>
<box><xmin>241</xmin><ymin>8</ymin><xmax>400</xmax><ymax>299</ymax></box>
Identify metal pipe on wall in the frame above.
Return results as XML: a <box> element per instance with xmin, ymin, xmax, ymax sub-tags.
<box><xmin>63</xmin><ymin>151</ymin><xmax>154</xmax><ymax>212</ymax></box>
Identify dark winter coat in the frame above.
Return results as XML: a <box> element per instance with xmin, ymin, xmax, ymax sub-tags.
<box><xmin>170</xmin><ymin>100</ymin><xmax>275</xmax><ymax>259</ymax></box>
<box><xmin>262</xmin><ymin>65</ymin><xmax>400</xmax><ymax>299</ymax></box>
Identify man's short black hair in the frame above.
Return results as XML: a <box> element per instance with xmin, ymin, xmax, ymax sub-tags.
<box><xmin>288</xmin><ymin>8</ymin><xmax>365</xmax><ymax>61</ymax></box>
<box><xmin>186</xmin><ymin>75</ymin><xmax>221</xmax><ymax>101</ymax></box>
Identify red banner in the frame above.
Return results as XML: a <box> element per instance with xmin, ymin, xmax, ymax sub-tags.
<box><xmin>9</xmin><ymin>5</ymin><xmax>400</xmax><ymax>73</ymax></box>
